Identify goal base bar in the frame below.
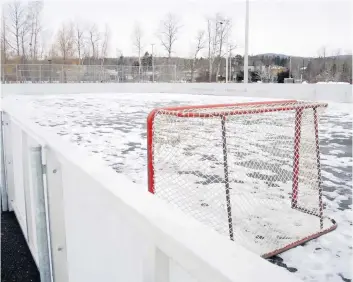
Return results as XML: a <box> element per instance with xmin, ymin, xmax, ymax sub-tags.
<box><xmin>262</xmin><ymin>217</ymin><xmax>337</xmax><ymax>258</ymax></box>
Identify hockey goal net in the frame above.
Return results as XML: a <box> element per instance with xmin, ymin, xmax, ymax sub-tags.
<box><xmin>147</xmin><ymin>100</ymin><xmax>337</xmax><ymax>257</ymax></box>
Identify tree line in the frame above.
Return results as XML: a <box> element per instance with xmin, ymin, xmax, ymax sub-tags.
<box><xmin>1</xmin><ymin>1</ymin><xmax>351</xmax><ymax>83</ymax></box>
<box><xmin>1</xmin><ymin>2</ymin><xmax>236</xmax><ymax>82</ymax></box>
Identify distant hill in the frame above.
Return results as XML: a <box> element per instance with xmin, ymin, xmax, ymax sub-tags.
<box><xmin>255</xmin><ymin>53</ymin><xmax>352</xmax><ymax>60</ymax></box>
<box><xmin>256</xmin><ymin>53</ymin><xmax>289</xmax><ymax>58</ymax></box>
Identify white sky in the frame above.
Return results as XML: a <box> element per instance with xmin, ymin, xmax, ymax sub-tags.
<box><xmin>38</xmin><ymin>0</ymin><xmax>352</xmax><ymax>58</ymax></box>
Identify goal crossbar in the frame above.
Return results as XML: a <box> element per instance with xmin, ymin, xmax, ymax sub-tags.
<box><xmin>151</xmin><ymin>100</ymin><xmax>328</xmax><ymax>118</ymax></box>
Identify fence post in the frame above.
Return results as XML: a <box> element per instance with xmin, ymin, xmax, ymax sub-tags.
<box><xmin>0</xmin><ymin>111</ymin><xmax>8</xmax><ymax>211</ymax></box>
<box><xmin>2</xmin><ymin>113</ymin><xmax>14</xmax><ymax>211</ymax></box>
<box><xmin>30</xmin><ymin>146</ymin><xmax>52</xmax><ymax>282</ymax></box>
<box><xmin>174</xmin><ymin>65</ymin><xmax>177</xmax><ymax>82</ymax></box>
<box><xmin>49</xmin><ymin>61</ymin><xmax>52</xmax><ymax>83</ymax></box>
<box><xmin>16</xmin><ymin>64</ymin><xmax>18</xmax><ymax>82</ymax></box>
<box><xmin>121</xmin><ymin>65</ymin><xmax>124</xmax><ymax>82</ymax></box>
<box><xmin>39</xmin><ymin>65</ymin><xmax>42</xmax><ymax>83</ymax></box>
<box><xmin>152</xmin><ymin>65</ymin><xmax>155</xmax><ymax>83</ymax></box>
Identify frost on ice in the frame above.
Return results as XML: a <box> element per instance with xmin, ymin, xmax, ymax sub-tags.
<box><xmin>7</xmin><ymin>93</ymin><xmax>352</xmax><ymax>282</ymax></box>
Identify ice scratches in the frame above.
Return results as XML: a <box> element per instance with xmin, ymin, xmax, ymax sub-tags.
<box><xmin>177</xmin><ymin>170</ymin><xmax>245</xmax><ymax>185</ymax></box>
<box><xmin>199</xmin><ymin>154</ymin><xmax>219</xmax><ymax>162</ymax></box>
<box><xmin>237</xmin><ymin>161</ymin><xmax>292</xmax><ymax>182</ymax></box>
<box><xmin>246</xmin><ymin>171</ymin><xmax>284</xmax><ymax>184</ymax></box>
<box><xmin>121</xmin><ymin>142</ymin><xmax>141</xmax><ymax>155</ymax></box>
<box><xmin>11</xmin><ymin>94</ymin><xmax>352</xmax><ymax>282</ymax></box>
<box><xmin>178</xmin><ymin>170</ymin><xmax>224</xmax><ymax>185</ymax></box>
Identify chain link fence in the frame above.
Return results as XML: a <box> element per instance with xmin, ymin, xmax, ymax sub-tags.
<box><xmin>1</xmin><ymin>64</ymin><xmax>181</xmax><ymax>83</ymax></box>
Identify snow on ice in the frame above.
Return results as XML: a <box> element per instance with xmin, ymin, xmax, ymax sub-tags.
<box><xmin>6</xmin><ymin>92</ymin><xmax>352</xmax><ymax>282</ymax></box>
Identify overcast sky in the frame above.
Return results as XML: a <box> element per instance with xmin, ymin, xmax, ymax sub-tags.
<box><xmin>39</xmin><ymin>0</ymin><xmax>352</xmax><ymax>58</ymax></box>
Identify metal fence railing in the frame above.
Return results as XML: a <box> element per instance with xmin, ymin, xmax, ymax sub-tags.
<box><xmin>1</xmin><ymin>64</ymin><xmax>179</xmax><ymax>83</ymax></box>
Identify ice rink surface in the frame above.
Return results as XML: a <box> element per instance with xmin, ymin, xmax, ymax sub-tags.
<box><xmin>7</xmin><ymin>93</ymin><xmax>352</xmax><ymax>282</ymax></box>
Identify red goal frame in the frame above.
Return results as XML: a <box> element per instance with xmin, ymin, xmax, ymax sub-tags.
<box><xmin>147</xmin><ymin>100</ymin><xmax>337</xmax><ymax>257</ymax></box>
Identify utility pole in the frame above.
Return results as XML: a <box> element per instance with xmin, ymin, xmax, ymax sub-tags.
<box><xmin>229</xmin><ymin>45</ymin><xmax>232</xmax><ymax>82</ymax></box>
<box><xmin>225</xmin><ymin>38</ymin><xmax>229</xmax><ymax>83</ymax></box>
<box><xmin>116</xmin><ymin>48</ymin><xmax>120</xmax><ymax>82</ymax></box>
<box><xmin>151</xmin><ymin>44</ymin><xmax>155</xmax><ymax>82</ymax></box>
<box><xmin>289</xmin><ymin>56</ymin><xmax>292</xmax><ymax>78</ymax></box>
<box><xmin>244</xmin><ymin>0</ymin><xmax>249</xmax><ymax>84</ymax></box>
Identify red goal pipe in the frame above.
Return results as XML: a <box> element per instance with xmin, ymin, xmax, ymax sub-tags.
<box><xmin>160</xmin><ymin>100</ymin><xmax>298</xmax><ymax>111</ymax></box>
<box><xmin>159</xmin><ymin>102</ymin><xmax>328</xmax><ymax>118</ymax></box>
<box><xmin>147</xmin><ymin>109</ymin><xmax>159</xmax><ymax>194</ymax></box>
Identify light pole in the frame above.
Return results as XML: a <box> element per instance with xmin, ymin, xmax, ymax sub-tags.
<box><xmin>29</xmin><ymin>42</ymin><xmax>33</xmax><ymax>82</ymax></box>
<box><xmin>244</xmin><ymin>0</ymin><xmax>249</xmax><ymax>84</ymax></box>
<box><xmin>225</xmin><ymin>39</ymin><xmax>229</xmax><ymax>83</ymax></box>
<box><xmin>219</xmin><ymin>19</ymin><xmax>229</xmax><ymax>83</ymax></box>
<box><xmin>48</xmin><ymin>59</ymin><xmax>52</xmax><ymax>83</ymax></box>
<box><xmin>229</xmin><ymin>45</ymin><xmax>233</xmax><ymax>82</ymax></box>
<box><xmin>29</xmin><ymin>43</ymin><xmax>32</xmax><ymax>63</ymax></box>
<box><xmin>289</xmin><ymin>56</ymin><xmax>292</xmax><ymax>78</ymax></box>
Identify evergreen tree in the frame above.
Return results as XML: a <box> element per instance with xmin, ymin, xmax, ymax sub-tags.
<box><xmin>277</xmin><ymin>69</ymin><xmax>290</xmax><ymax>83</ymax></box>
<box><xmin>141</xmin><ymin>52</ymin><xmax>152</xmax><ymax>67</ymax></box>
<box><xmin>118</xmin><ymin>55</ymin><xmax>124</xmax><ymax>65</ymax></box>
<box><xmin>236</xmin><ymin>70</ymin><xmax>244</xmax><ymax>82</ymax></box>
<box><xmin>331</xmin><ymin>63</ymin><xmax>337</xmax><ymax>78</ymax></box>
<box><xmin>250</xmin><ymin>70</ymin><xmax>261</xmax><ymax>82</ymax></box>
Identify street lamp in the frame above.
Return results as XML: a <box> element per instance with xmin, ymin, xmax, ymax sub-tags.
<box><xmin>48</xmin><ymin>59</ymin><xmax>52</xmax><ymax>83</ymax></box>
<box><xmin>244</xmin><ymin>0</ymin><xmax>249</xmax><ymax>84</ymax></box>
<box><xmin>29</xmin><ymin>43</ymin><xmax>32</xmax><ymax>61</ymax></box>
<box><xmin>219</xmin><ymin>20</ymin><xmax>229</xmax><ymax>83</ymax></box>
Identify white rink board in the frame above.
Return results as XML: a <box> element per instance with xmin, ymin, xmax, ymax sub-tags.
<box><xmin>2</xmin><ymin>101</ymin><xmax>302</xmax><ymax>282</ymax></box>
<box><xmin>2</xmin><ymin>82</ymin><xmax>352</xmax><ymax>103</ymax></box>
<box><xmin>2</xmin><ymin>92</ymin><xmax>352</xmax><ymax>282</ymax></box>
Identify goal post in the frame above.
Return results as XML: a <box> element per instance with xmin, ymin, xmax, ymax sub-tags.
<box><xmin>147</xmin><ymin>100</ymin><xmax>337</xmax><ymax>258</ymax></box>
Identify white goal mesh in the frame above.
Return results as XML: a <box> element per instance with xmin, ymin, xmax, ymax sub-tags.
<box><xmin>147</xmin><ymin>100</ymin><xmax>337</xmax><ymax>257</ymax></box>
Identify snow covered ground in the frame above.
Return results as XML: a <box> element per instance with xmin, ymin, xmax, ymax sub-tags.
<box><xmin>6</xmin><ymin>93</ymin><xmax>352</xmax><ymax>282</ymax></box>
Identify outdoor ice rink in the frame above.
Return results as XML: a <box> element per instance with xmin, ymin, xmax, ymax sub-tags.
<box><xmin>10</xmin><ymin>92</ymin><xmax>352</xmax><ymax>282</ymax></box>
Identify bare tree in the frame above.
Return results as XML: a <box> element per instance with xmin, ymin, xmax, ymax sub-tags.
<box><xmin>82</xmin><ymin>44</ymin><xmax>91</xmax><ymax>64</ymax></box>
<box><xmin>19</xmin><ymin>16</ymin><xmax>31</xmax><ymax>61</ymax></box>
<box><xmin>88</xmin><ymin>24</ymin><xmax>100</xmax><ymax>63</ymax></box>
<box><xmin>100</xmin><ymin>24</ymin><xmax>110</xmax><ymax>65</ymax></box>
<box><xmin>56</xmin><ymin>22</ymin><xmax>74</xmax><ymax>82</ymax></box>
<box><xmin>48</xmin><ymin>41</ymin><xmax>58</xmax><ymax>58</ymax></box>
<box><xmin>206</xmin><ymin>16</ymin><xmax>220</xmax><ymax>82</ymax></box>
<box><xmin>27</xmin><ymin>1</ymin><xmax>43</xmax><ymax>60</ymax></box>
<box><xmin>215</xmin><ymin>17</ymin><xmax>231</xmax><ymax>81</ymax></box>
<box><xmin>190</xmin><ymin>30</ymin><xmax>205</xmax><ymax>82</ymax></box>
<box><xmin>57</xmin><ymin>22</ymin><xmax>74</xmax><ymax>61</ymax></box>
<box><xmin>227</xmin><ymin>43</ymin><xmax>237</xmax><ymax>81</ymax></box>
<box><xmin>73</xmin><ymin>22</ymin><xmax>85</xmax><ymax>65</ymax></box>
<box><xmin>7</xmin><ymin>1</ymin><xmax>27</xmax><ymax>57</ymax></box>
<box><xmin>205</xmin><ymin>15</ymin><xmax>232</xmax><ymax>82</ymax></box>
<box><xmin>317</xmin><ymin>46</ymin><xmax>328</xmax><ymax>80</ymax></box>
<box><xmin>1</xmin><ymin>10</ymin><xmax>10</xmax><ymax>64</ymax></box>
<box><xmin>132</xmin><ymin>22</ymin><xmax>143</xmax><ymax>79</ymax></box>
<box><xmin>158</xmin><ymin>13</ymin><xmax>181</xmax><ymax>61</ymax></box>
<box><xmin>330</xmin><ymin>49</ymin><xmax>341</xmax><ymax>81</ymax></box>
